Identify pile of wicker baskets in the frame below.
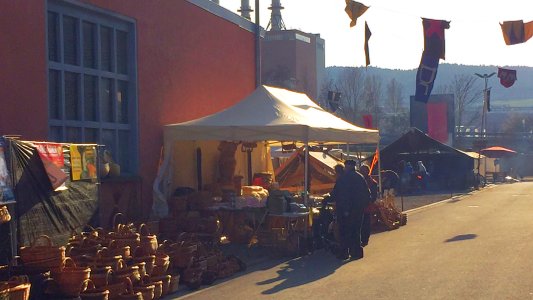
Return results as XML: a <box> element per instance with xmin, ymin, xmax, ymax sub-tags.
<box><xmin>8</xmin><ymin>210</ymin><xmax>248</xmax><ymax>298</ymax></box>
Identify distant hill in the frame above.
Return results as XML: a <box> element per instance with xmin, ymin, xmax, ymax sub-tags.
<box><xmin>326</xmin><ymin>64</ymin><xmax>533</xmax><ymax>109</ymax></box>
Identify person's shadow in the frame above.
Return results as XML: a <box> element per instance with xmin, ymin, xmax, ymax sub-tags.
<box><xmin>256</xmin><ymin>250</ymin><xmax>345</xmax><ymax>295</ymax></box>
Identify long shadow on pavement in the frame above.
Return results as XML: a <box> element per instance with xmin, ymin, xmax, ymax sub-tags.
<box><xmin>256</xmin><ymin>250</ymin><xmax>344</xmax><ymax>295</ymax></box>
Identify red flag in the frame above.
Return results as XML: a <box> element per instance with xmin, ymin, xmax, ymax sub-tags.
<box><xmin>362</xmin><ymin>114</ymin><xmax>373</xmax><ymax>128</ymax></box>
<box><xmin>497</xmin><ymin>67</ymin><xmax>517</xmax><ymax>88</ymax></box>
<box><xmin>369</xmin><ymin>147</ymin><xmax>379</xmax><ymax>175</ymax></box>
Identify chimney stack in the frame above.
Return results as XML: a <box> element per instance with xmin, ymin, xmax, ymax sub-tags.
<box><xmin>239</xmin><ymin>0</ymin><xmax>253</xmax><ymax>20</ymax></box>
<box><xmin>267</xmin><ymin>0</ymin><xmax>286</xmax><ymax>31</ymax></box>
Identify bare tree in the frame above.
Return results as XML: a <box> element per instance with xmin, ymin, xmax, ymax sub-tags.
<box><xmin>441</xmin><ymin>74</ymin><xmax>483</xmax><ymax>128</ymax></box>
<box><xmin>386</xmin><ymin>78</ymin><xmax>403</xmax><ymax>114</ymax></box>
<box><xmin>334</xmin><ymin>68</ymin><xmax>365</xmax><ymax>123</ymax></box>
<box><xmin>382</xmin><ymin>78</ymin><xmax>409</xmax><ymax>136</ymax></box>
<box><xmin>361</xmin><ymin>74</ymin><xmax>382</xmax><ymax>127</ymax></box>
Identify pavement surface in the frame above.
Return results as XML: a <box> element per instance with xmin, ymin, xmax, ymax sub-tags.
<box><xmin>173</xmin><ymin>181</ymin><xmax>533</xmax><ymax>299</ymax></box>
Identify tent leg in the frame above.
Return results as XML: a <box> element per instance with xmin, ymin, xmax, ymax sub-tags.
<box><xmin>304</xmin><ymin>142</ymin><xmax>309</xmax><ymax>206</ymax></box>
<box><xmin>377</xmin><ymin>139</ymin><xmax>382</xmax><ymax>197</ymax></box>
<box><xmin>247</xmin><ymin>151</ymin><xmax>253</xmax><ymax>186</ymax></box>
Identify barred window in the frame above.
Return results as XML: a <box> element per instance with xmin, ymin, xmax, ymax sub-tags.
<box><xmin>47</xmin><ymin>0</ymin><xmax>137</xmax><ymax>174</ymax></box>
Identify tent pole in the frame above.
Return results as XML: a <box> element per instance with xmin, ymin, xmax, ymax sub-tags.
<box><xmin>304</xmin><ymin>142</ymin><xmax>309</xmax><ymax>206</ymax></box>
<box><xmin>377</xmin><ymin>138</ymin><xmax>382</xmax><ymax>198</ymax></box>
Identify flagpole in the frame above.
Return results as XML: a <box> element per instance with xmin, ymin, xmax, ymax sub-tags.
<box><xmin>474</xmin><ymin>72</ymin><xmax>495</xmax><ymax>182</ymax></box>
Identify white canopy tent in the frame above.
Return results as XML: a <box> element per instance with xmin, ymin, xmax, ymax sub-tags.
<box><xmin>153</xmin><ymin>85</ymin><xmax>379</xmax><ymax>217</ymax></box>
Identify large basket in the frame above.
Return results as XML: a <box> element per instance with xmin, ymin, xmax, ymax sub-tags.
<box><xmin>151</xmin><ymin>274</ymin><xmax>171</xmax><ymax>297</ymax></box>
<box><xmin>19</xmin><ymin>235</ymin><xmax>65</xmax><ymax>269</ymax></box>
<box><xmin>52</xmin><ymin>257</ymin><xmax>91</xmax><ymax>297</ymax></box>
<box><xmin>80</xmin><ymin>279</ymin><xmax>110</xmax><ymax>300</ymax></box>
<box><xmin>0</xmin><ymin>276</ymin><xmax>31</xmax><ymax>300</ymax></box>
<box><xmin>132</xmin><ymin>275</ymin><xmax>155</xmax><ymax>300</ymax></box>
<box><xmin>139</xmin><ymin>223</ymin><xmax>158</xmax><ymax>255</ymax></box>
<box><xmin>117</xmin><ymin>278</ymin><xmax>142</xmax><ymax>300</ymax></box>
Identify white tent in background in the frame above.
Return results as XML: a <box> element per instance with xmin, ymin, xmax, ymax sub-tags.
<box><xmin>153</xmin><ymin>85</ymin><xmax>379</xmax><ymax>217</ymax></box>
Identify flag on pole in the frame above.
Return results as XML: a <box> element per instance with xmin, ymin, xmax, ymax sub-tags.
<box><xmin>345</xmin><ymin>0</ymin><xmax>369</xmax><ymax>27</ymax></box>
<box><xmin>369</xmin><ymin>147</ymin><xmax>379</xmax><ymax>175</ymax></box>
<box><xmin>365</xmin><ymin>21</ymin><xmax>372</xmax><ymax>66</ymax></box>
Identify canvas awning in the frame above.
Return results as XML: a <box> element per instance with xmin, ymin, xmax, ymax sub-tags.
<box><xmin>163</xmin><ymin>85</ymin><xmax>379</xmax><ymax>145</ymax></box>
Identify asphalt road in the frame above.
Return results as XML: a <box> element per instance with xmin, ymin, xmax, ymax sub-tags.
<box><xmin>178</xmin><ymin>182</ymin><xmax>533</xmax><ymax>300</ymax></box>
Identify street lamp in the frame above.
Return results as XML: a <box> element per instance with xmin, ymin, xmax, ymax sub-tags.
<box><xmin>473</xmin><ymin>72</ymin><xmax>495</xmax><ymax>183</ymax></box>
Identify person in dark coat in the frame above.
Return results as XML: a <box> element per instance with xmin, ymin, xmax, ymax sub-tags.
<box><xmin>330</xmin><ymin>160</ymin><xmax>371</xmax><ymax>260</ymax></box>
<box><xmin>360</xmin><ymin>164</ymin><xmax>378</xmax><ymax>247</ymax></box>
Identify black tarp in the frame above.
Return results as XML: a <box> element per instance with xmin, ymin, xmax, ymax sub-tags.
<box><xmin>10</xmin><ymin>140</ymin><xmax>98</xmax><ymax>246</ymax></box>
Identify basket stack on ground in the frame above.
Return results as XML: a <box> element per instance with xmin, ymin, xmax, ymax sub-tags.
<box><xmin>159</xmin><ymin>190</ymin><xmax>247</xmax><ymax>290</ymax></box>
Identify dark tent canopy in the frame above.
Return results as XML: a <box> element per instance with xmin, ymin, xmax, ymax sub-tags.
<box><xmin>369</xmin><ymin>128</ymin><xmax>475</xmax><ymax>189</ymax></box>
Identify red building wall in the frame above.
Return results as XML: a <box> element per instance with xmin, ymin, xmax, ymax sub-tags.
<box><xmin>0</xmin><ymin>0</ymin><xmax>257</xmax><ymax>219</ymax></box>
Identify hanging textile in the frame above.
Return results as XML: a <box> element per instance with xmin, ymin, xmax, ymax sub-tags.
<box><xmin>415</xmin><ymin>18</ymin><xmax>449</xmax><ymax>103</ymax></box>
<box><xmin>344</xmin><ymin>0</ymin><xmax>369</xmax><ymax>27</ymax></box>
<box><xmin>415</xmin><ymin>53</ymin><xmax>439</xmax><ymax>103</ymax></box>
<box><xmin>423</xmin><ymin>18</ymin><xmax>450</xmax><ymax>60</ymax></box>
<box><xmin>0</xmin><ymin>139</ymin><xmax>14</xmax><ymax>202</ymax></box>
<box><xmin>500</xmin><ymin>20</ymin><xmax>533</xmax><ymax>45</ymax></box>
<box><xmin>34</xmin><ymin>142</ymin><xmax>68</xmax><ymax>190</ymax></box>
<box><xmin>10</xmin><ymin>140</ymin><xmax>98</xmax><ymax>246</ymax></box>
<box><xmin>365</xmin><ymin>21</ymin><xmax>372</xmax><ymax>66</ymax></box>
<box><xmin>497</xmin><ymin>67</ymin><xmax>517</xmax><ymax>88</ymax></box>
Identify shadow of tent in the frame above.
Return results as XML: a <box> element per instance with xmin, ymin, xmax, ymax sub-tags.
<box><xmin>256</xmin><ymin>251</ymin><xmax>344</xmax><ymax>295</ymax></box>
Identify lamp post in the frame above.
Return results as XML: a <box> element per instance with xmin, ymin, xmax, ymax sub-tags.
<box><xmin>474</xmin><ymin>72</ymin><xmax>495</xmax><ymax>181</ymax></box>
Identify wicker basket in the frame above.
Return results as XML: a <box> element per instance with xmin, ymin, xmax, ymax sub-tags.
<box><xmin>138</xmin><ymin>223</ymin><xmax>158</xmax><ymax>255</ymax></box>
<box><xmin>151</xmin><ymin>274</ymin><xmax>171</xmax><ymax>297</ymax></box>
<box><xmin>104</xmin><ymin>279</ymin><xmax>126</xmax><ymax>299</ymax></box>
<box><xmin>113</xmin><ymin>259</ymin><xmax>140</xmax><ymax>285</ymax></box>
<box><xmin>19</xmin><ymin>235</ymin><xmax>65</xmax><ymax>269</ymax></box>
<box><xmin>80</xmin><ymin>279</ymin><xmax>110</xmax><ymax>300</ymax></box>
<box><xmin>52</xmin><ymin>257</ymin><xmax>91</xmax><ymax>297</ymax></box>
<box><xmin>117</xmin><ymin>278</ymin><xmax>142</xmax><ymax>300</ymax></box>
<box><xmin>88</xmin><ymin>265</ymin><xmax>111</xmax><ymax>288</ymax></box>
<box><xmin>168</xmin><ymin>274</ymin><xmax>180</xmax><ymax>294</ymax></box>
<box><xmin>0</xmin><ymin>275</ymin><xmax>31</xmax><ymax>300</ymax></box>
<box><xmin>133</xmin><ymin>275</ymin><xmax>155</xmax><ymax>300</ymax></box>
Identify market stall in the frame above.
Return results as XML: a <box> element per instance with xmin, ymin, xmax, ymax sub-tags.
<box><xmin>155</xmin><ymin>85</ymin><xmax>379</xmax><ymax>259</ymax></box>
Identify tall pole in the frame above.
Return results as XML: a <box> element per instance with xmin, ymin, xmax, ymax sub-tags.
<box><xmin>474</xmin><ymin>72</ymin><xmax>495</xmax><ymax>181</ymax></box>
<box><xmin>255</xmin><ymin>0</ymin><xmax>261</xmax><ymax>87</ymax></box>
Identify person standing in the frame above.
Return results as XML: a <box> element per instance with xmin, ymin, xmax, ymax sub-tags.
<box><xmin>330</xmin><ymin>160</ymin><xmax>371</xmax><ymax>260</ymax></box>
<box><xmin>360</xmin><ymin>164</ymin><xmax>378</xmax><ymax>247</ymax></box>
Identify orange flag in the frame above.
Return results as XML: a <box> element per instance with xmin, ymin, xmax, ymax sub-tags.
<box><xmin>345</xmin><ymin>0</ymin><xmax>369</xmax><ymax>27</ymax></box>
<box><xmin>369</xmin><ymin>147</ymin><xmax>379</xmax><ymax>175</ymax></box>
<box><xmin>500</xmin><ymin>20</ymin><xmax>533</xmax><ymax>45</ymax></box>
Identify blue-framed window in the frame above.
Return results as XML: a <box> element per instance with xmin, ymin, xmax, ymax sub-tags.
<box><xmin>47</xmin><ymin>0</ymin><xmax>138</xmax><ymax>174</ymax></box>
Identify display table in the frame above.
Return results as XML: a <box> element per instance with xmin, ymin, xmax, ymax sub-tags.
<box><xmin>208</xmin><ymin>204</ymin><xmax>268</xmax><ymax>244</ymax></box>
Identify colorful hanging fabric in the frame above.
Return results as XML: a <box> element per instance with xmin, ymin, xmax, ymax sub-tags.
<box><xmin>365</xmin><ymin>21</ymin><xmax>371</xmax><ymax>66</ymax></box>
<box><xmin>500</xmin><ymin>20</ymin><xmax>533</xmax><ymax>45</ymax></box>
<box><xmin>362</xmin><ymin>114</ymin><xmax>373</xmax><ymax>128</ymax></box>
<box><xmin>415</xmin><ymin>53</ymin><xmax>439</xmax><ymax>103</ymax></box>
<box><xmin>345</xmin><ymin>0</ymin><xmax>369</xmax><ymax>27</ymax></box>
<box><xmin>497</xmin><ymin>67</ymin><xmax>517</xmax><ymax>88</ymax></box>
<box><xmin>423</xmin><ymin>18</ymin><xmax>450</xmax><ymax>60</ymax></box>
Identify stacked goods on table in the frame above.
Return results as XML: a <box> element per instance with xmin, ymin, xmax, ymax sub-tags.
<box><xmin>238</xmin><ymin>186</ymin><xmax>268</xmax><ymax>209</ymax></box>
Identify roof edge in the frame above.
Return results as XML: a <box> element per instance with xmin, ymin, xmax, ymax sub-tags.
<box><xmin>187</xmin><ymin>0</ymin><xmax>265</xmax><ymax>36</ymax></box>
